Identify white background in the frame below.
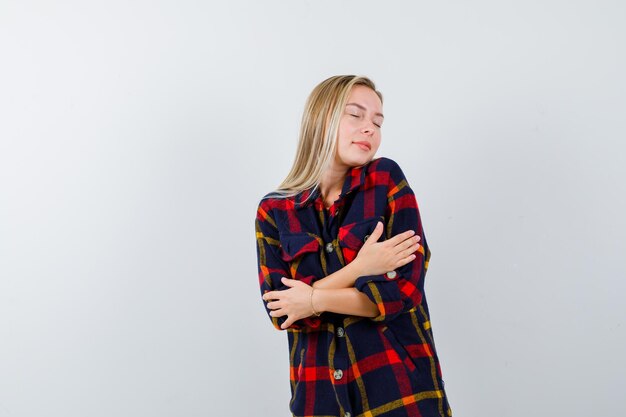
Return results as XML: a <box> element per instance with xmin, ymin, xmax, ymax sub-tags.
<box><xmin>1</xmin><ymin>1</ymin><xmax>625</xmax><ymax>416</ymax></box>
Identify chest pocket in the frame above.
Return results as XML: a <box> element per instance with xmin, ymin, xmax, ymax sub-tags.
<box><xmin>338</xmin><ymin>215</ymin><xmax>385</xmax><ymax>264</ymax></box>
<box><xmin>278</xmin><ymin>232</ymin><xmax>320</xmax><ymax>284</ymax></box>
<box><xmin>279</xmin><ymin>232</ymin><xmax>320</xmax><ymax>262</ymax></box>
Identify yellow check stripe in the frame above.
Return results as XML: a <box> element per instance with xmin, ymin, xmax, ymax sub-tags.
<box><xmin>358</xmin><ymin>390</ymin><xmax>446</xmax><ymax>417</ymax></box>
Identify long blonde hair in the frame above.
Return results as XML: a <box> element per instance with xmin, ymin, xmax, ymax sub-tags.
<box><xmin>268</xmin><ymin>75</ymin><xmax>383</xmax><ymax>202</ymax></box>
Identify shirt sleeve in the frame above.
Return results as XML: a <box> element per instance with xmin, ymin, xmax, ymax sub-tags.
<box><xmin>354</xmin><ymin>160</ymin><xmax>432</xmax><ymax>323</ymax></box>
<box><xmin>255</xmin><ymin>199</ymin><xmax>321</xmax><ymax>331</ymax></box>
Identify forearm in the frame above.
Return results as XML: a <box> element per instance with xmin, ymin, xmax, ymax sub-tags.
<box><xmin>312</xmin><ymin>260</ymin><xmax>363</xmax><ymax>290</ymax></box>
<box><xmin>314</xmin><ymin>287</ymin><xmax>379</xmax><ymax>317</ymax></box>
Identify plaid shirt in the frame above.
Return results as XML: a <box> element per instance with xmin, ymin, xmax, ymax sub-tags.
<box><xmin>255</xmin><ymin>157</ymin><xmax>452</xmax><ymax>417</ymax></box>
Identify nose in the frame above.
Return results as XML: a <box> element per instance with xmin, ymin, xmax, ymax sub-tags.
<box><xmin>361</xmin><ymin>121</ymin><xmax>375</xmax><ymax>135</ymax></box>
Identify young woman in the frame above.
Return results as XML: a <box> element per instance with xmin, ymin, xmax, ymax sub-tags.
<box><xmin>255</xmin><ymin>75</ymin><xmax>452</xmax><ymax>417</ymax></box>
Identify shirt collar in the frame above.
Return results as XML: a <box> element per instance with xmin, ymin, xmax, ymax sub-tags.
<box><xmin>294</xmin><ymin>162</ymin><xmax>368</xmax><ymax>210</ymax></box>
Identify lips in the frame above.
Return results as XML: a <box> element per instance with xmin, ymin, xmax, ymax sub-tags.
<box><xmin>353</xmin><ymin>141</ymin><xmax>371</xmax><ymax>151</ymax></box>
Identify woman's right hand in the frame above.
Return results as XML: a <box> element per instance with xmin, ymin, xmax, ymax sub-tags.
<box><xmin>353</xmin><ymin>221</ymin><xmax>421</xmax><ymax>278</ymax></box>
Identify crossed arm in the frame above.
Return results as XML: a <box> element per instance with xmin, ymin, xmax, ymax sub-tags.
<box><xmin>257</xmin><ymin>160</ymin><xmax>429</xmax><ymax>330</ymax></box>
<box><xmin>261</xmin><ymin>221</ymin><xmax>421</xmax><ymax>329</ymax></box>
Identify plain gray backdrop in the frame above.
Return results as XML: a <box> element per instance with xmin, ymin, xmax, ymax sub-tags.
<box><xmin>1</xmin><ymin>1</ymin><xmax>625</xmax><ymax>416</ymax></box>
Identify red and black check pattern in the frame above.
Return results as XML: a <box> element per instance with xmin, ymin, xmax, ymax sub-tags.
<box><xmin>255</xmin><ymin>157</ymin><xmax>452</xmax><ymax>417</ymax></box>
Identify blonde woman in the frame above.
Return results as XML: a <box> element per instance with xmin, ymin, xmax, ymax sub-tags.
<box><xmin>255</xmin><ymin>75</ymin><xmax>451</xmax><ymax>417</ymax></box>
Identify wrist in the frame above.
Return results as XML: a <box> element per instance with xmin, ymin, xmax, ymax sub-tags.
<box><xmin>310</xmin><ymin>287</ymin><xmax>322</xmax><ymax>316</ymax></box>
<box><xmin>312</xmin><ymin>288</ymin><xmax>327</xmax><ymax>314</ymax></box>
<box><xmin>347</xmin><ymin>259</ymin><xmax>364</xmax><ymax>282</ymax></box>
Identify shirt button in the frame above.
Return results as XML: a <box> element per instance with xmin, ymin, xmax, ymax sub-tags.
<box><xmin>325</xmin><ymin>242</ymin><xmax>334</xmax><ymax>253</ymax></box>
<box><xmin>345</xmin><ymin>413</ymin><xmax>351</xmax><ymax>417</ymax></box>
<box><xmin>363</xmin><ymin>234</ymin><xmax>370</xmax><ymax>242</ymax></box>
<box><xmin>333</xmin><ymin>369</ymin><xmax>343</xmax><ymax>380</ymax></box>
<box><xmin>386</xmin><ymin>271</ymin><xmax>397</xmax><ymax>279</ymax></box>
<box><xmin>337</xmin><ymin>327</ymin><xmax>345</xmax><ymax>337</ymax></box>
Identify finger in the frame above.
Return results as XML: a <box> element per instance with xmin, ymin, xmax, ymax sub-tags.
<box><xmin>281</xmin><ymin>316</ymin><xmax>295</xmax><ymax>329</ymax></box>
<box><xmin>387</xmin><ymin>229</ymin><xmax>417</xmax><ymax>246</ymax></box>
<box><xmin>270</xmin><ymin>308</ymin><xmax>286</xmax><ymax>317</ymax></box>
<box><xmin>396</xmin><ymin>253</ymin><xmax>417</xmax><ymax>268</ymax></box>
<box><xmin>281</xmin><ymin>277</ymin><xmax>297</xmax><ymax>287</ymax></box>
<box><xmin>263</xmin><ymin>291</ymin><xmax>282</xmax><ymax>302</ymax></box>
<box><xmin>399</xmin><ymin>238</ymin><xmax>421</xmax><ymax>254</ymax></box>
<box><xmin>266</xmin><ymin>301</ymin><xmax>282</xmax><ymax>310</ymax></box>
<box><xmin>365</xmin><ymin>221</ymin><xmax>384</xmax><ymax>244</ymax></box>
<box><xmin>403</xmin><ymin>235</ymin><xmax>421</xmax><ymax>249</ymax></box>
<box><xmin>398</xmin><ymin>242</ymin><xmax>421</xmax><ymax>259</ymax></box>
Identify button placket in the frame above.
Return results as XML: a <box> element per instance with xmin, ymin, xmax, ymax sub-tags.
<box><xmin>325</xmin><ymin>242</ymin><xmax>334</xmax><ymax>253</ymax></box>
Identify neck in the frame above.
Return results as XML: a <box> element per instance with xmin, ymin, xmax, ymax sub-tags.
<box><xmin>319</xmin><ymin>162</ymin><xmax>349</xmax><ymax>207</ymax></box>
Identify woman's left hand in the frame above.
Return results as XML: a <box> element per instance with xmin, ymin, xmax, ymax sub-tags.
<box><xmin>262</xmin><ymin>277</ymin><xmax>316</xmax><ymax>329</ymax></box>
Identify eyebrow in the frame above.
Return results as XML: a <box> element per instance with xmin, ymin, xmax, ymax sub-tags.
<box><xmin>346</xmin><ymin>102</ymin><xmax>384</xmax><ymax>118</ymax></box>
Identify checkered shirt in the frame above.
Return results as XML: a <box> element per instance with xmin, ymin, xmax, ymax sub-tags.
<box><xmin>255</xmin><ymin>157</ymin><xmax>452</xmax><ymax>417</ymax></box>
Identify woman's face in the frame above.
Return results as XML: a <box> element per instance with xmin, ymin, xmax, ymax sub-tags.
<box><xmin>334</xmin><ymin>84</ymin><xmax>384</xmax><ymax>169</ymax></box>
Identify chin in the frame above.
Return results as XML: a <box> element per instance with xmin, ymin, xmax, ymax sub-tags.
<box><xmin>343</xmin><ymin>154</ymin><xmax>372</xmax><ymax>167</ymax></box>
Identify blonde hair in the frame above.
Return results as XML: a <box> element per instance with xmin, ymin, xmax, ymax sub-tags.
<box><xmin>268</xmin><ymin>75</ymin><xmax>383</xmax><ymax>203</ymax></box>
